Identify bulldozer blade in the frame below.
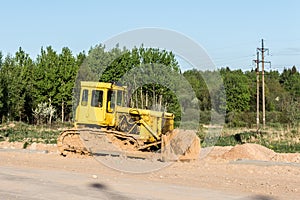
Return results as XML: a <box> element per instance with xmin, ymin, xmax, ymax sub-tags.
<box><xmin>161</xmin><ymin>129</ymin><xmax>201</xmax><ymax>161</ymax></box>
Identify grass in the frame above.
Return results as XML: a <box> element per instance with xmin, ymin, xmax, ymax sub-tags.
<box><xmin>267</xmin><ymin>142</ymin><xmax>300</xmax><ymax>153</ymax></box>
<box><xmin>1</xmin><ymin>122</ymin><xmax>300</xmax><ymax>153</ymax></box>
<box><xmin>198</xmin><ymin>125</ymin><xmax>300</xmax><ymax>153</ymax></box>
<box><xmin>0</xmin><ymin>122</ymin><xmax>62</xmax><ymax>146</ymax></box>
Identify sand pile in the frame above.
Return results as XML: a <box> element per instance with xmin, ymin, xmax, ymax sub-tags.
<box><xmin>221</xmin><ymin>143</ymin><xmax>276</xmax><ymax>161</ymax></box>
<box><xmin>271</xmin><ymin>153</ymin><xmax>300</xmax><ymax>163</ymax></box>
<box><xmin>215</xmin><ymin>143</ymin><xmax>300</xmax><ymax>163</ymax></box>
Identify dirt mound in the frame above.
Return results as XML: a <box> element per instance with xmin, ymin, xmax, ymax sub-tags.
<box><xmin>202</xmin><ymin>146</ymin><xmax>233</xmax><ymax>161</ymax></box>
<box><xmin>222</xmin><ymin>143</ymin><xmax>276</xmax><ymax>161</ymax></box>
<box><xmin>271</xmin><ymin>153</ymin><xmax>300</xmax><ymax>163</ymax></box>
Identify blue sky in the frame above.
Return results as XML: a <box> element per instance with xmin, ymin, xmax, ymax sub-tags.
<box><xmin>1</xmin><ymin>0</ymin><xmax>300</xmax><ymax>71</ymax></box>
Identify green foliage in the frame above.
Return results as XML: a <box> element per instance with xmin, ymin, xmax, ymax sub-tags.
<box><xmin>0</xmin><ymin>46</ymin><xmax>83</xmax><ymax>124</ymax></box>
<box><xmin>91</xmin><ymin>46</ymin><xmax>184</xmax><ymax>120</ymax></box>
<box><xmin>212</xmin><ymin>130</ymin><xmax>300</xmax><ymax>153</ymax></box>
<box><xmin>0</xmin><ymin>48</ymin><xmax>34</xmax><ymax>122</ymax></box>
<box><xmin>34</xmin><ymin>46</ymin><xmax>59</xmax><ymax>105</ymax></box>
<box><xmin>0</xmin><ymin>124</ymin><xmax>60</xmax><ymax>144</ymax></box>
<box><xmin>280</xmin><ymin>66</ymin><xmax>300</xmax><ymax>96</ymax></box>
<box><xmin>0</xmin><ymin>45</ymin><xmax>300</xmax><ymax>129</ymax></box>
<box><xmin>220</xmin><ymin>68</ymin><xmax>251</xmax><ymax>112</ymax></box>
<box><xmin>56</xmin><ymin>47</ymin><xmax>79</xmax><ymax>122</ymax></box>
<box><xmin>183</xmin><ymin>69</ymin><xmax>211</xmax><ymax>110</ymax></box>
<box><xmin>0</xmin><ymin>51</ymin><xmax>4</xmax><ymax>114</ymax></box>
<box><xmin>268</xmin><ymin>142</ymin><xmax>300</xmax><ymax>153</ymax></box>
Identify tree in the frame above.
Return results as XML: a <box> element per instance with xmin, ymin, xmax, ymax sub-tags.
<box><xmin>56</xmin><ymin>47</ymin><xmax>78</xmax><ymax>122</ymax></box>
<box><xmin>280</xmin><ymin>66</ymin><xmax>300</xmax><ymax>99</ymax></box>
<box><xmin>33</xmin><ymin>102</ymin><xmax>56</xmax><ymax>125</ymax></box>
<box><xmin>99</xmin><ymin>46</ymin><xmax>179</xmax><ymax>82</ymax></box>
<box><xmin>33</xmin><ymin>46</ymin><xmax>60</xmax><ymax>122</ymax></box>
<box><xmin>0</xmin><ymin>52</ymin><xmax>4</xmax><ymax>122</ymax></box>
<box><xmin>80</xmin><ymin>44</ymin><xmax>123</xmax><ymax>82</ymax></box>
<box><xmin>85</xmin><ymin>45</ymin><xmax>185</xmax><ymax>122</ymax></box>
<box><xmin>81</xmin><ymin>45</ymin><xmax>181</xmax><ymax>114</ymax></box>
<box><xmin>244</xmin><ymin>70</ymin><xmax>257</xmax><ymax>112</ymax></box>
<box><xmin>265</xmin><ymin>70</ymin><xmax>287</xmax><ymax>112</ymax></box>
<box><xmin>14</xmin><ymin>47</ymin><xmax>34</xmax><ymax>122</ymax></box>
<box><xmin>278</xmin><ymin>66</ymin><xmax>300</xmax><ymax>126</ymax></box>
<box><xmin>183</xmin><ymin>69</ymin><xmax>211</xmax><ymax>111</ymax></box>
<box><xmin>0</xmin><ymin>48</ymin><xmax>34</xmax><ymax>122</ymax></box>
<box><xmin>220</xmin><ymin>68</ymin><xmax>251</xmax><ymax>113</ymax></box>
<box><xmin>33</xmin><ymin>46</ymin><xmax>79</xmax><ymax>123</ymax></box>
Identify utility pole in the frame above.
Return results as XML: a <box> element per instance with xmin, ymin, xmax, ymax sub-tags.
<box><xmin>253</xmin><ymin>52</ymin><xmax>260</xmax><ymax>130</ymax></box>
<box><xmin>261</xmin><ymin>39</ymin><xmax>266</xmax><ymax>129</ymax></box>
<box><xmin>257</xmin><ymin>39</ymin><xmax>271</xmax><ymax>129</ymax></box>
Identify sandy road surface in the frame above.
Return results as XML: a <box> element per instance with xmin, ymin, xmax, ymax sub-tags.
<box><xmin>0</xmin><ymin>145</ymin><xmax>300</xmax><ymax>200</ymax></box>
<box><xmin>0</xmin><ymin>165</ymin><xmax>251</xmax><ymax>200</ymax></box>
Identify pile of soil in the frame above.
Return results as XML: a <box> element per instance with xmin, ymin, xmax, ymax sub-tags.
<box><xmin>206</xmin><ymin>143</ymin><xmax>300</xmax><ymax>163</ymax></box>
<box><xmin>272</xmin><ymin>153</ymin><xmax>300</xmax><ymax>163</ymax></box>
<box><xmin>221</xmin><ymin>143</ymin><xmax>276</xmax><ymax>161</ymax></box>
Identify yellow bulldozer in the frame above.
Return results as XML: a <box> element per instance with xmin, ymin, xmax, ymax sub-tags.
<box><xmin>57</xmin><ymin>81</ymin><xmax>200</xmax><ymax>161</ymax></box>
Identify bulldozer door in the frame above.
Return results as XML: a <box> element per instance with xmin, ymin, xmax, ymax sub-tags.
<box><xmin>89</xmin><ymin>89</ymin><xmax>106</xmax><ymax>124</ymax></box>
<box><xmin>107</xmin><ymin>90</ymin><xmax>116</xmax><ymax>112</ymax></box>
<box><xmin>76</xmin><ymin>89</ymin><xmax>90</xmax><ymax>124</ymax></box>
<box><xmin>105</xmin><ymin>90</ymin><xmax>121</xmax><ymax>126</ymax></box>
<box><xmin>107</xmin><ymin>90</ymin><xmax>123</xmax><ymax>111</ymax></box>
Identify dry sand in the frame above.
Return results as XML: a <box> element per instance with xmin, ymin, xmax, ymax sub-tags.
<box><xmin>1</xmin><ymin>141</ymin><xmax>300</xmax><ymax>199</ymax></box>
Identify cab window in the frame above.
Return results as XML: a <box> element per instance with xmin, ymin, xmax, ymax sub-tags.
<box><xmin>117</xmin><ymin>90</ymin><xmax>123</xmax><ymax>106</ymax></box>
<box><xmin>107</xmin><ymin>90</ymin><xmax>115</xmax><ymax>111</ymax></box>
<box><xmin>91</xmin><ymin>90</ymin><xmax>103</xmax><ymax>107</ymax></box>
<box><xmin>81</xmin><ymin>89</ymin><xmax>88</xmax><ymax>106</ymax></box>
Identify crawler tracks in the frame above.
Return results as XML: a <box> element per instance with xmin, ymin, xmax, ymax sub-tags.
<box><xmin>57</xmin><ymin>128</ymin><xmax>200</xmax><ymax>161</ymax></box>
<box><xmin>57</xmin><ymin>128</ymin><xmax>153</xmax><ymax>158</ymax></box>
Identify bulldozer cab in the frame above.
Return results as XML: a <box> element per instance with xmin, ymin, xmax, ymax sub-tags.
<box><xmin>75</xmin><ymin>81</ymin><xmax>125</xmax><ymax>128</ymax></box>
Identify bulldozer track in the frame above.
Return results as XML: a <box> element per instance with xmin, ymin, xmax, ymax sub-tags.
<box><xmin>57</xmin><ymin>128</ymin><xmax>145</xmax><ymax>156</ymax></box>
<box><xmin>57</xmin><ymin>129</ymin><xmax>90</xmax><ymax>156</ymax></box>
<box><xmin>57</xmin><ymin>128</ymin><xmax>200</xmax><ymax>161</ymax></box>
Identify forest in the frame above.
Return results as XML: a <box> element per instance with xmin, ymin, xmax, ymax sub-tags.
<box><xmin>0</xmin><ymin>45</ymin><xmax>299</xmax><ymax>129</ymax></box>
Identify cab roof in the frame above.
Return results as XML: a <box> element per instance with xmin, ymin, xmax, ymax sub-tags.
<box><xmin>80</xmin><ymin>81</ymin><xmax>126</xmax><ymax>91</ymax></box>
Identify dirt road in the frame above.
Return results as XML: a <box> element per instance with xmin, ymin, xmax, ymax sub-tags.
<box><xmin>0</xmin><ymin>144</ymin><xmax>300</xmax><ymax>200</ymax></box>
<box><xmin>0</xmin><ymin>165</ymin><xmax>249</xmax><ymax>200</ymax></box>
